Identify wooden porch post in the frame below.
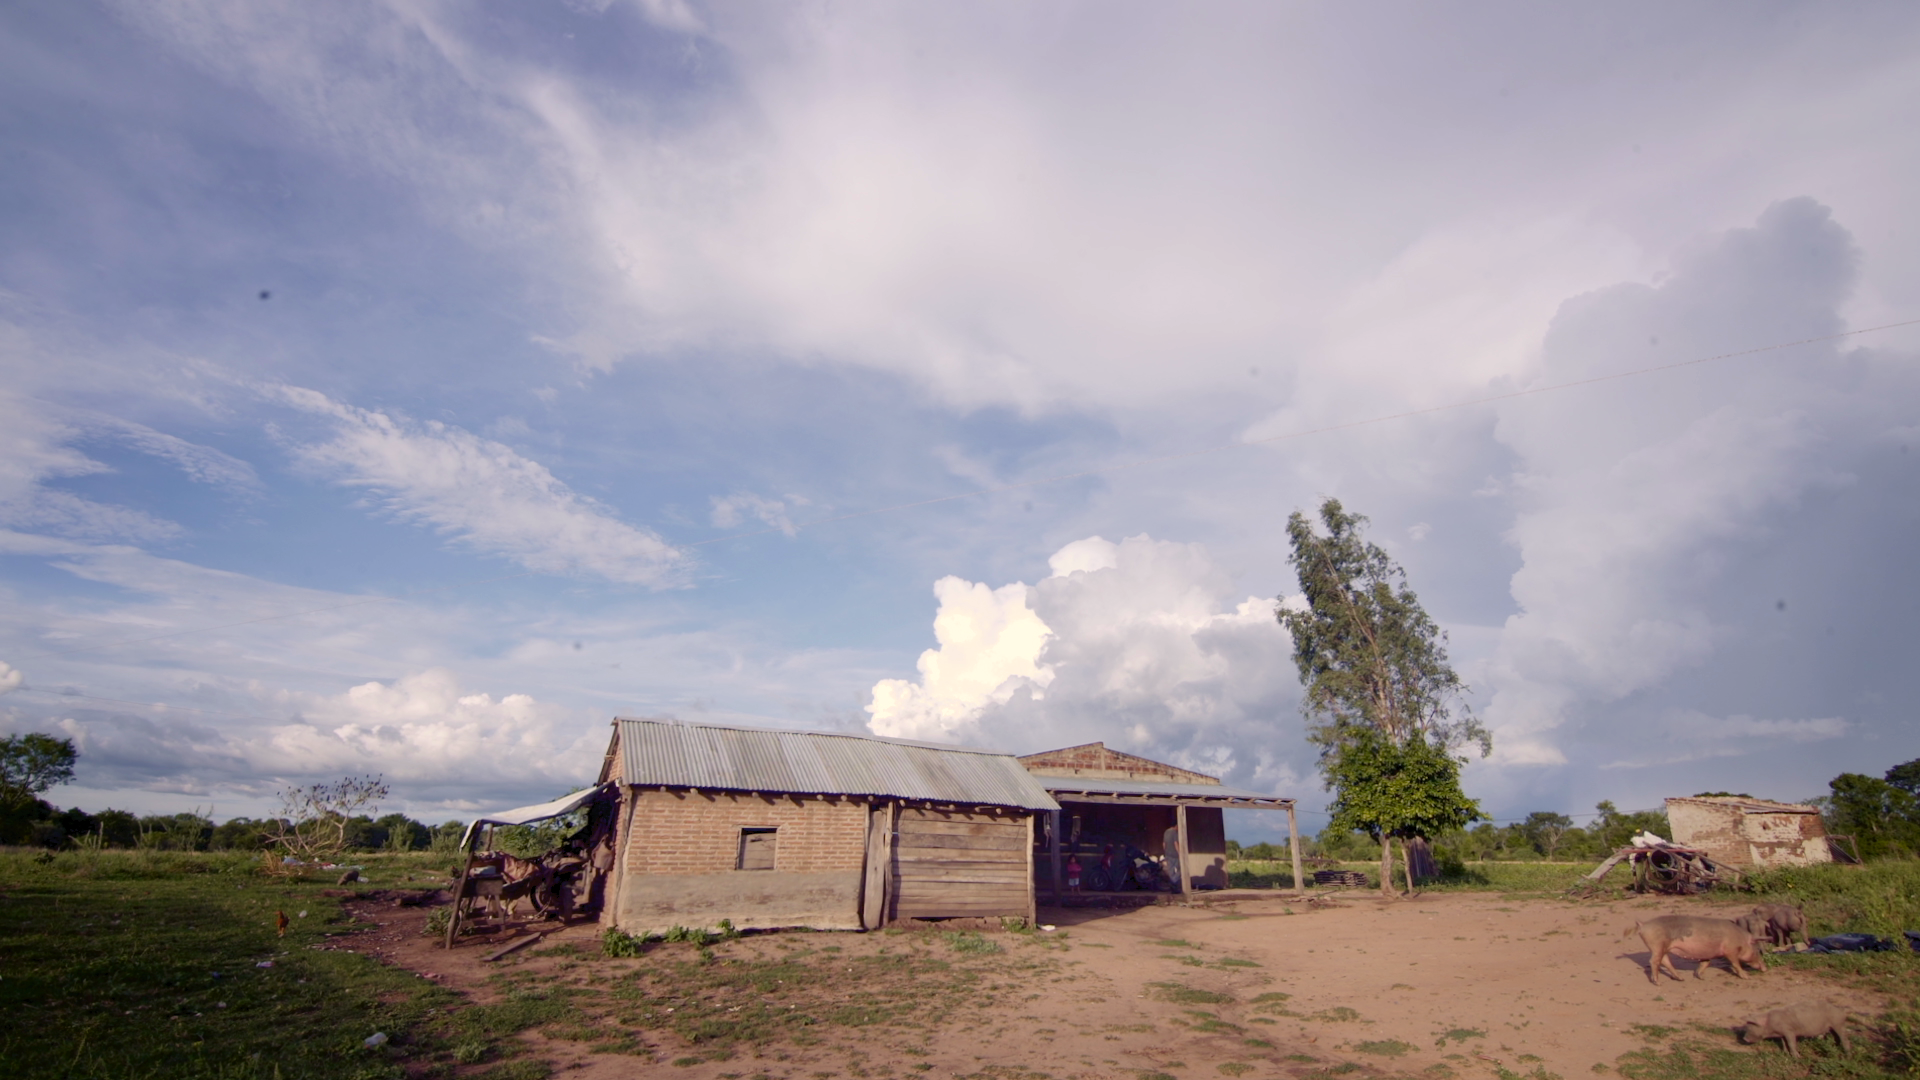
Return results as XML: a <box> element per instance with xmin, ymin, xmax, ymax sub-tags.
<box><xmin>1024</xmin><ymin>813</ymin><xmax>1038</xmax><ymax>925</ymax></box>
<box><xmin>1048</xmin><ymin>808</ymin><xmax>1064</xmax><ymax>904</ymax></box>
<box><xmin>1286</xmin><ymin>801</ymin><xmax>1306</xmax><ymax>898</ymax></box>
<box><xmin>1175</xmin><ymin>803</ymin><xmax>1191</xmax><ymax>900</ymax></box>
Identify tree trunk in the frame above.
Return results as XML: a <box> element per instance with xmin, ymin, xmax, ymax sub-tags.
<box><xmin>1378</xmin><ymin>833</ymin><xmax>1395</xmax><ymax>898</ymax></box>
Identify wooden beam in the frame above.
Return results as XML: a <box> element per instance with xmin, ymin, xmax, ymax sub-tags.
<box><xmin>1048</xmin><ymin>808</ymin><xmax>1064</xmax><ymax>905</ymax></box>
<box><xmin>1024</xmin><ymin>813</ymin><xmax>1037</xmax><ymax>926</ymax></box>
<box><xmin>1049</xmin><ymin>793</ymin><xmax>1294</xmax><ymax>808</ymax></box>
<box><xmin>1176</xmin><ymin>803</ymin><xmax>1191</xmax><ymax>901</ymax></box>
<box><xmin>1287</xmin><ymin>802</ymin><xmax>1306</xmax><ymax>898</ymax></box>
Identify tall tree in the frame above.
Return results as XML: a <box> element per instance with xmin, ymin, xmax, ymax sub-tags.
<box><xmin>1280</xmin><ymin>498</ymin><xmax>1488</xmax><ymax>895</ymax></box>
<box><xmin>0</xmin><ymin>732</ymin><xmax>77</xmax><ymax>810</ymax></box>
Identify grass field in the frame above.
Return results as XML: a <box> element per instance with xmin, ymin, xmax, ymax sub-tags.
<box><xmin>0</xmin><ymin>848</ymin><xmax>506</xmax><ymax>1080</ymax></box>
<box><xmin>8</xmin><ymin>848</ymin><xmax>1920</xmax><ymax>1080</ymax></box>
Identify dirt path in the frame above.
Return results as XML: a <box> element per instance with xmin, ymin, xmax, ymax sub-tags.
<box><xmin>341</xmin><ymin>889</ymin><xmax>1880</xmax><ymax>1078</ymax></box>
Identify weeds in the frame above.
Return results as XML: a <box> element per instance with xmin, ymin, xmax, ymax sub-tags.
<box><xmin>1146</xmin><ymin>982</ymin><xmax>1234</xmax><ymax>1005</ymax></box>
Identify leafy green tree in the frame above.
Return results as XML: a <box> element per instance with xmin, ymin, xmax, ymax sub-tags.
<box><xmin>1279</xmin><ymin>498</ymin><xmax>1487</xmax><ymax>895</ymax></box>
<box><xmin>1324</xmin><ymin>728</ymin><xmax>1483</xmax><ymax>893</ymax></box>
<box><xmin>1884</xmin><ymin>758</ymin><xmax>1920</xmax><ymax>796</ymax></box>
<box><xmin>1591</xmin><ymin>800</ymin><xmax>1671</xmax><ymax>851</ymax></box>
<box><xmin>1517</xmin><ymin>811</ymin><xmax>1574</xmax><ymax>858</ymax></box>
<box><xmin>0</xmin><ymin>733</ymin><xmax>77</xmax><ymax>810</ymax></box>
<box><xmin>1826</xmin><ymin>772</ymin><xmax>1920</xmax><ymax>859</ymax></box>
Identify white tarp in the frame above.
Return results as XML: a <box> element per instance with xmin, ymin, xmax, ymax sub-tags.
<box><xmin>459</xmin><ymin>785</ymin><xmax>608</xmax><ymax>848</ymax></box>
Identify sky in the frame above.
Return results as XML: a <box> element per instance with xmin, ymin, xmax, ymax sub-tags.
<box><xmin>3</xmin><ymin>1</ymin><xmax>1918</xmax><ymax>839</ymax></box>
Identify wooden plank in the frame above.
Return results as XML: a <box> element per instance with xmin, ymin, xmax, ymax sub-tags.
<box><xmin>898</xmin><ymin>895</ymin><xmax>1036</xmax><ymax>910</ymax></box>
<box><xmin>894</xmin><ymin>877</ymin><xmax>1028</xmax><ymax>893</ymax></box>
<box><xmin>893</xmin><ymin>832</ymin><xmax>1030</xmax><ymax>852</ymax></box>
<box><xmin>483</xmin><ymin>931</ymin><xmax>547</xmax><ymax>962</ymax></box>
<box><xmin>900</xmin><ymin>806</ymin><xmax>1019</xmax><ymax>820</ymax></box>
<box><xmin>1287</xmin><ymin>802</ymin><xmax>1306</xmax><ymax>897</ymax></box>
<box><xmin>861</xmin><ymin>801</ymin><xmax>892</xmax><ymax>930</ymax></box>
<box><xmin>895</xmin><ymin>819</ymin><xmax>1026</xmax><ymax>838</ymax></box>
<box><xmin>887</xmin><ymin>860</ymin><xmax>1029</xmax><ymax>880</ymax></box>
<box><xmin>891</xmin><ymin>858</ymin><xmax>1026</xmax><ymax>874</ymax></box>
<box><xmin>1025</xmin><ymin>813</ymin><xmax>1036</xmax><ymax>924</ymax></box>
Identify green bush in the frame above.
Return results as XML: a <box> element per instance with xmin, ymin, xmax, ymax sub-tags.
<box><xmin>602</xmin><ymin>928</ymin><xmax>645</xmax><ymax>958</ymax></box>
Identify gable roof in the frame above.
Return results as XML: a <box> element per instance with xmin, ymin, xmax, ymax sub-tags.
<box><xmin>605</xmin><ymin>717</ymin><xmax>1059</xmax><ymax>812</ymax></box>
<box><xmin>1017</xmin><ymin>742</ymin><xmax>1222</xmax><ymax>785</ymax></box>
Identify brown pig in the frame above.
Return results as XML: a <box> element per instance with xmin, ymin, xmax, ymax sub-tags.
<box><xmin>1623</xmin><ymin>915</ymin><xmax>1765</xmax><ymax>984</ymax></box>
<box><xmin>1737</xmin><ymin>903</ymin><xmax>1810</xmax><ymax>949</ymax></box>
<box><xmin>1739</xmin><ymin>1000</ymin><xmax>1850</xmax><ymax>1057</ymax></box>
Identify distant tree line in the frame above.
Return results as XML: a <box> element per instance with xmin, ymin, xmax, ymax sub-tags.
<box><xmin>1227</xmin><ymin>800</ymin><xmax>1673</xmax><ymax>867</ymax></box>
<box><xmin>1</xmin><ymin>801</ymin><xmax>466</xmax><ymax>853</ymax></box>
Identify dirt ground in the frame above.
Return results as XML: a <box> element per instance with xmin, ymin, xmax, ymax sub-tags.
<box><xmin>340</xmin><ymin>889</ymin><xmax>1883</xmax><ymax>1079</ymax></box>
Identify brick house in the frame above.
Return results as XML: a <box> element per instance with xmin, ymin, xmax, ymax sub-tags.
<box><xmin>1017</xmin><ymin>743</ymin><xmax>1302</xmax><ymax>898</ymax></box>
<box><xmin>596</xmin><ymin>718</ymin><xmax>1059</xmax><ymax>934</ymax></box>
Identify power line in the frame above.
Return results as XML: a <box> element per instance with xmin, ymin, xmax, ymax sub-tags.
<box><xmin>686</xmin><ymin>317</ymin><xmax>1920</xmax><ymax>548</ymax></box>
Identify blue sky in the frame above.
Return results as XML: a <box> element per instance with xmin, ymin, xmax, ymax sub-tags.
<box><xmin>3</xmin><ymin>1</ymin><xmax>1918</xmax><ymax>838</ymax></box>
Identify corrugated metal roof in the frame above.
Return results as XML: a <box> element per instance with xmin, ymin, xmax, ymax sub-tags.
<box><xmin>1040</xmin><ymin>776</ymin><xmax>1291</xmax><ymax>804</ymax></box>
<box><xmin>613</xmin><ymin>717</ymin><xmax>1059</xmax><ymax>811</ymax></box>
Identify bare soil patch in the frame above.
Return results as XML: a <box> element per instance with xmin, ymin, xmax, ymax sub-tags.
<box><xmin>339</xmin><ymin>889</ymin><xmax>1886</xmax><ymax>1079</ymax></box>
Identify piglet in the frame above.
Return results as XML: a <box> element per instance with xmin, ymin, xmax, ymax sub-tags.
<box><xmin>1739</xmin><ymin>1000</ymin><xmax>1850</xmax><ymax>1058</ymax></box>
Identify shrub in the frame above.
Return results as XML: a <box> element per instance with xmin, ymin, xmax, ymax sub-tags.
<box><xmin>602</xmin><ymin>928</ymin><xmax>644</xmax><ymax>957</ymax></box>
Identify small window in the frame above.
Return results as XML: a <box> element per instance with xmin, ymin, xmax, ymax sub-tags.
<box><xmin>738</xmin><ymin>827</ymin><xmax>777</xmax><ymax>871</ymax></box>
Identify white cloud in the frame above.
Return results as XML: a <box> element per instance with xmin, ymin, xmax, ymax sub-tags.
<box><xmin>88</xmin><ymin>415</ymin><xmax>262</xmax><ymax>495</ymax></box>
<box><xmin>709</xmin><ymin>492</ymin><xmax>803</xmax><ymax>536</ymax></box>
<box><xmin>108</xmin><ymin>3</ymin><xmax>1920</xmax><ymax>421</ymax></box>
<box><xmin>275</xmin><ymin>385</ymin><xmax>686</xmax><ymax>586</ymax></box>
<box><xmin>868</xmin><ymin>534</ymin><xmax>1306</xmax><ymax>795</ymax></box>
<box><xmin>0</xmin><ymin>389</ymin><xmax>185</xmax><ymax>542</ymax></box>
<box><xmin>867</xmin><ymin>576</ymin><xmax>1054</xmax><ymax>744</ymax></box>
<box><xmin>0</xmin><ymin>660</ymin><xmax>21</xmax><ymax>695</ymax></box>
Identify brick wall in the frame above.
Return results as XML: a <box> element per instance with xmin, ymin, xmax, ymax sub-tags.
<box><xmin>622</xmin><ymin>788</ymin><xmax>868</xmax><ymax>876</ymax></box>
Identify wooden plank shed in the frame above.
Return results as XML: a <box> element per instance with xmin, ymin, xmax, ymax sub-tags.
<box><xmin>1018</xmin><ymin>743</ymin><xmax>1303</xmax><ymax>899</ymax></box>
<box><xmin>597</xmin><ymin>718</ymin><xmax>1060</xmax><ymax>934</ymax></box>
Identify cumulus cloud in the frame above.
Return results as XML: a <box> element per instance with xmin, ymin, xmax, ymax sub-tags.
<box><xmin>39</xmin><ymin>669</ymin><xmax>602</xmax><ymax>809</ymax></box>
<box><xmin>867</xmin><ymin>575</ymin><xmax>1054</xmax><ymax>743</ymax></box>
<box><xmin>0</xmin><ymin>660</ymin><xmax>21</xmax><ymax>695</ymax></box>
<box><xmin>868</xmin><ymin>534</ymin><xmax>1306</xmax><ymax>795</ymax></box>
<box><xmin>275</xmin><ymin>385</ymin><xmax>686</xmax><ymax>586</ymax></box>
